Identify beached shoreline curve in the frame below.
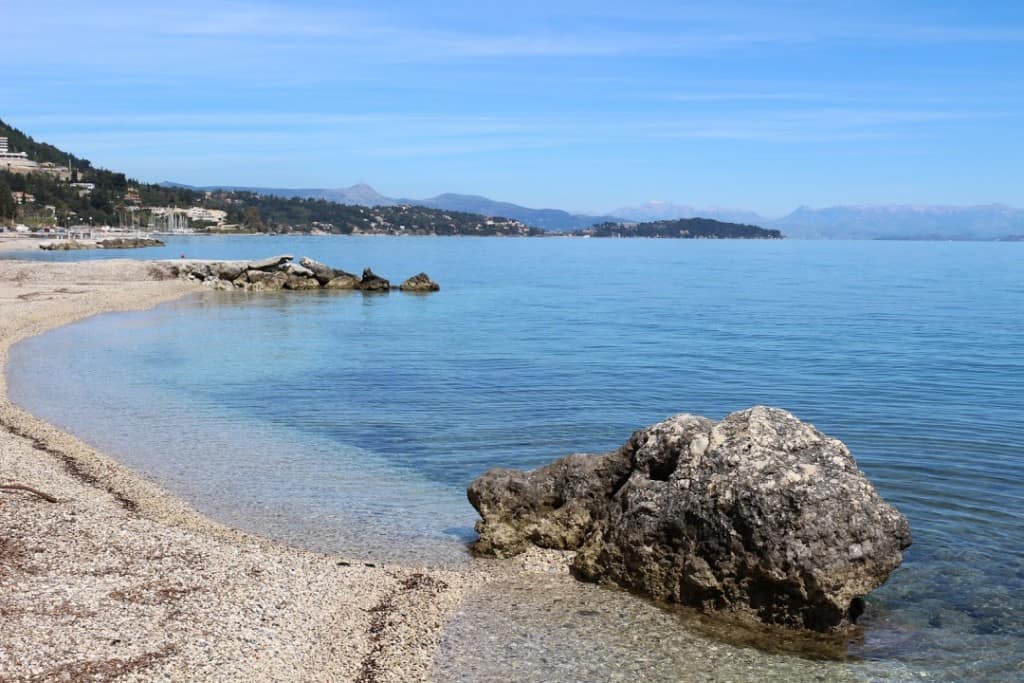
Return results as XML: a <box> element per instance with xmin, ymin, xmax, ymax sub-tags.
<box><xmin>0</xmin><ymin>254</ymin><xmax>495</xmax><ymax>682</ymax></box>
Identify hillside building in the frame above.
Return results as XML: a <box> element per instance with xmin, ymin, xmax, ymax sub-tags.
<box><xmin>0</xmin><ymin>136</ymin><xmax>72</xmax><ymax>180</ymax></box>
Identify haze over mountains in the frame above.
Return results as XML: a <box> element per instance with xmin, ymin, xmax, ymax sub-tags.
<box><xmin>167</xmin><ymin>182</ymin><xmax>1024</xmax><ymax>240</ymax></box>
<box><xmin>769</xmin><ymin>204</ymin><xmax>1024</xmax><ymax>241</ymax></box>
<box><xmin>610</xmin><ymin>201</ymin><xmax>766</xmax><ymax>226</ymax></box>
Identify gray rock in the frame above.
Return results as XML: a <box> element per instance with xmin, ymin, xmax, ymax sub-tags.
<box><xmin>212</xmin><ymin>261</ymin><xmax>246</xmax><ymax>281</ymax></box>
<box><xmin>298</xmin><ymin>257</ymin><xmax>341</xmax><ymax>285</ymax></box>
<box><xmin>324</xmin><ymin>274</ymin><xmax>361</xmax><ymax>289</ymax></box>
<box><xmin>39</xmin><ymin>240</ymin><xmax>93</xmax><ymax>251</ymax></box>
<box><xmin>261</xmin><ymin>271</ymin><xmax>289</xmax><ymax>291</ymax></box>
<box><xmin>281</xmin><ymin>262</ymin><xmax>316</xmax><ymax>278</ymax></box>
<box><xmin>399</xmin><ymin>272</ymin><xmax>440</xmax><ymax>292</ymax></box>
<box><xmin>357</xmin><ymin>268</ymin><xmax>390</xmax><ymax>292</ymax></box>
<box><xmin>97</xmin><ymin>237</ymin><xmax>164</xmax><ymax>249</ymax></box>
<box><xmin>468</xmin><ymin>406</ymin><xmax>911</xmax><ymax>632</ymax></box>
<box><xmin>186</xmin><ymin>263</ymin><xmax>211</xmax><ymax>280</ymax></box>
<box><xmin>283</xmin><ymin>276</ymin><xmax>321</xmax><ymax>290</ymax></box>
<box><xmin>246</xmin><ymin>254</ymin><xmax>293</xmax><ymax>271</ymax></box>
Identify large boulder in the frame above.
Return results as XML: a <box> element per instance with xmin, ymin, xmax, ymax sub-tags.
<box><xmin>298</xmin><ymin>257</ymin><xmax>337</xmax><ymax>285</ymax></box>
<box><xmin>283</xmin><ymin>275</ymin><xmax>321</xmax><ymax>290</ymax></box>
<box><xmin>211</xmin><ymin>261</ymin><xmax>246</xmax><ymax>281</ymax></box>
<box><xmin>468</xmin><ymin>407</ymin><xmax>912</xmax><ymax>632</ymax></box>
<box><xmin>399</xmin><ymin>272</ymin><xmax>440</xmax><ymax>292</ymax></box>
<box><xmin>357</xmin><ymin>267</ymin><xmax>390</xmax><ymax>291</ymax></box>
<box><xmin>281</xmin><ymin>262</ymin><xmax>312</xmax><ymax>277</ymax></box>
<box><xmin>247</xmin><ymin>254</ymin><xmax>293</xmax><ymax>271</ymax></box>
<box><xmin>324</xmin><ymin>273</ymin><xmax>361</xmax><ymax>289</ymax></box>
<box><xmin>250</xmin><ymin>271</ymin><xmax>288</xmax><ymax>291</ymax></box>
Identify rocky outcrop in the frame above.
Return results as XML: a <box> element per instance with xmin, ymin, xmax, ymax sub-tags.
<box><xmin>39</xmin><ymin>237</ymin><xmax>165</xmax><ymax>251</ymax></box>
<box><xmin>324</xmin><ymin>273</ymin><xmax>361</xmax><ymax>289</ymax></box>
<box><xmin>399</xmin><ymin>273</ymin><xmax>440</xmax><ymax>292</ymax></box>
<box><xmin>357</xmin><ymin>268</ymin><xmax>390</xmax><ymax>292</ymax></box>
<box><xmin>98</xmin><ymin>237</ymin><xmax>165</xmax><ymax>249</ymax></box>
<box><xmin>247</xmin><ymin>254</ymin><xmax>293</xmax><ymax>270</ymax></box>
<box><xmin>39</xmin><ymin>240</ymin><xmax>93</xmax><ymax>251</ymax></box>
<box><xmin>468</xmin><ymin>406</ymin><xmax>911</xmax><ymax>632</ymax></box>
<box><xmin>169</xmin><ymin>256</ymin><xmax>435</xmax><ymax>295</ymax></box>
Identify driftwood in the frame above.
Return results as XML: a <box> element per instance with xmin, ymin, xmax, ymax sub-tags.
<box><xmin>0</xmin><ymin>483</ymin><xmax>59</xmax><ymax>503</ymax></box>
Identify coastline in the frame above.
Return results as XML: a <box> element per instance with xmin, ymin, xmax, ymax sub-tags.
<box><xmin>0</xmin><ymin>257</ymin><xmax>492</xmax><ymax>681</ymax></box>
<box><xmin>0</xmin><ymin>253</ymin><xmax>907</xmax><ymax>682</ymax></box>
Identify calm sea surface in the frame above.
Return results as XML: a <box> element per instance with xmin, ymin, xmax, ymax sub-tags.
<box><xmin>7</xmin><ymin>236</ymin><xmax>1023</xmax><ymax>681</ymax></box>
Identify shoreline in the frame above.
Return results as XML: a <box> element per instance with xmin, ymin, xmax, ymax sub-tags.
<box><xmin>0</xmin><ymin>254</ymin><xmax>899</xmax><ymax>682</ymax></box>
<box><xmin>0</xmin><ymin>257</ymin><xmax>506</xmax><ymax>681</ymax></box>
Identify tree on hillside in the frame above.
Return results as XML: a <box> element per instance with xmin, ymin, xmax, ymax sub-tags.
<box><xmin>0</xmin><ymin>177</ymin><xmax>16</xmax><ymax>225</ymax></box>
<box><xmin>242</xmin><ymin>206</ymin><xmax>264</xmax><ymax>231</ymax></box>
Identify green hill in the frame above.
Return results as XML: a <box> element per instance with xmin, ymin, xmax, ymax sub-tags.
<box><xmin>0</xmin><ymin>119</ymin><xmax>538</xmax><ymax>234</ymax></box>
<box><xmin>580</xmin><ymin>218</ymin><xmax>782</xmax><ymax>239</ymax></box>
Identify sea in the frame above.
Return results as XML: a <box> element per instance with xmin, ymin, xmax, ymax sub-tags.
<box><xmin>6</xmin><ymin>235</ymin><xmax>1022</xmax><ymax>681</ymax></box>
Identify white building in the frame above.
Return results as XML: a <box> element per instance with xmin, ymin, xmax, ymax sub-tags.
<box><xmin>185</xmin><ymin>207</ymin><xmax>227</xmax><ymax>224</ymax></box>
<box><xmin>0</xmin><ymin>136</ymin><xmax>71</xmax><ymax>179</ymax></box>
<box><xmin>0</xmin><ymin>136</ymin><xmax>31</xmax><ymax>164</ymax></box>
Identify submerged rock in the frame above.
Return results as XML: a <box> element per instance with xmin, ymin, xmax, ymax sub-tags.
<box><xmin>357</xmin><ymin>267</ymin><xmax>390</xmax><ymax>291</ymax></box>
<box><xmin>468</xmin><ymin>406</ymin><xmax>911</xmax><ymax>632</ymax></box>
<box><xmin>399</xmin><ymin>272</ymin><xmax>440</xmax><ymax>292</ymax></box>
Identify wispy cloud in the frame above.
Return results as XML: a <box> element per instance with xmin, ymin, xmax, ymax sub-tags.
<box><xmin>3</xmin><ymin>0</ymin><xmax>1022</xmax><ymax>209</ymax></box>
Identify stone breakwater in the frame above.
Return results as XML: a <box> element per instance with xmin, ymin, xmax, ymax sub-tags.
<box><xmin>168</xmin><ymin>255</ymin><xmax>440</xmax><ymax>293</ymax></box>
<box><xmin>469</xmin><ymin>406</ymin><xmax>912</xmax><ymax>633</ymax></box>
<box><xmin>40</xmin><ymin>237</ymin><xmax>166</xmax><ymax>250</ymax></box>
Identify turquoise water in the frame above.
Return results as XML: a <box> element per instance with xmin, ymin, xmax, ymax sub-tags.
<box><xmin>7</xmin><ymin>236</ymin><xmax>1024</xmax><ymax>680</ymax></box>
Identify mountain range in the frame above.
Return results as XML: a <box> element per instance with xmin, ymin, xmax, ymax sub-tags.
<box><xmin>769</xmin><ymin>204</ymin><xmax>1024</xmax><ymax>240</ymax></box>
<box><xmin>165</xmin><ymin>183</ymin><xmax>622</xmax><ymax>232</ymax></box>
<box><xmin>166</xmin><ymin>182</ymin><xmax>1024</xmax><ymax>240</ymax></box>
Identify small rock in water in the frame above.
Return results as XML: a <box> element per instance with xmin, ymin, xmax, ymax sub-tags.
<box><xmin>399</xmin><ymin>272</ymin><xmax>440</xmax><ymax>292</ymax></box>
<box><xmin>357</xmin><ymin>268</ymin><xmax>390</xmax><ymax>292</ymax></box>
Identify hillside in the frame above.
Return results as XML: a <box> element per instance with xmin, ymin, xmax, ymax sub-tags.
<box><xmin>0</xmin><ymin>120</ymin><xmax>537</xmax><ymax>235</ymax></box>
<box><xmin>168</xmin><ymin>182</ymin><xmax>625</xmax><ymax>231</ymax></box>
<box><xmin>405</xmin><ymin>193</ymin><xmax>623</xmax><ymax>231</ymax></box>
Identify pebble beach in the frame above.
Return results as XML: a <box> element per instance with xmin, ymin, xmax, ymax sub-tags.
<box><xmin>0</xmin><ymin>251</ymin><xmax>485</xmax><ymax>681</ymax></box>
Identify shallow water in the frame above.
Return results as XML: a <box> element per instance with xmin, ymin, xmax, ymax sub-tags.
<box><xmin>8</xmin><ymin>235</ymin><xmax>1024</xmax><ymax>680</ymax></box>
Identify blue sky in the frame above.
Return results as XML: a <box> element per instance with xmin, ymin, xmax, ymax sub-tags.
<box><xmin>2</xmin><ymin>0</ymin><xmax>1022</xmax><ymax>215</ymax></box>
